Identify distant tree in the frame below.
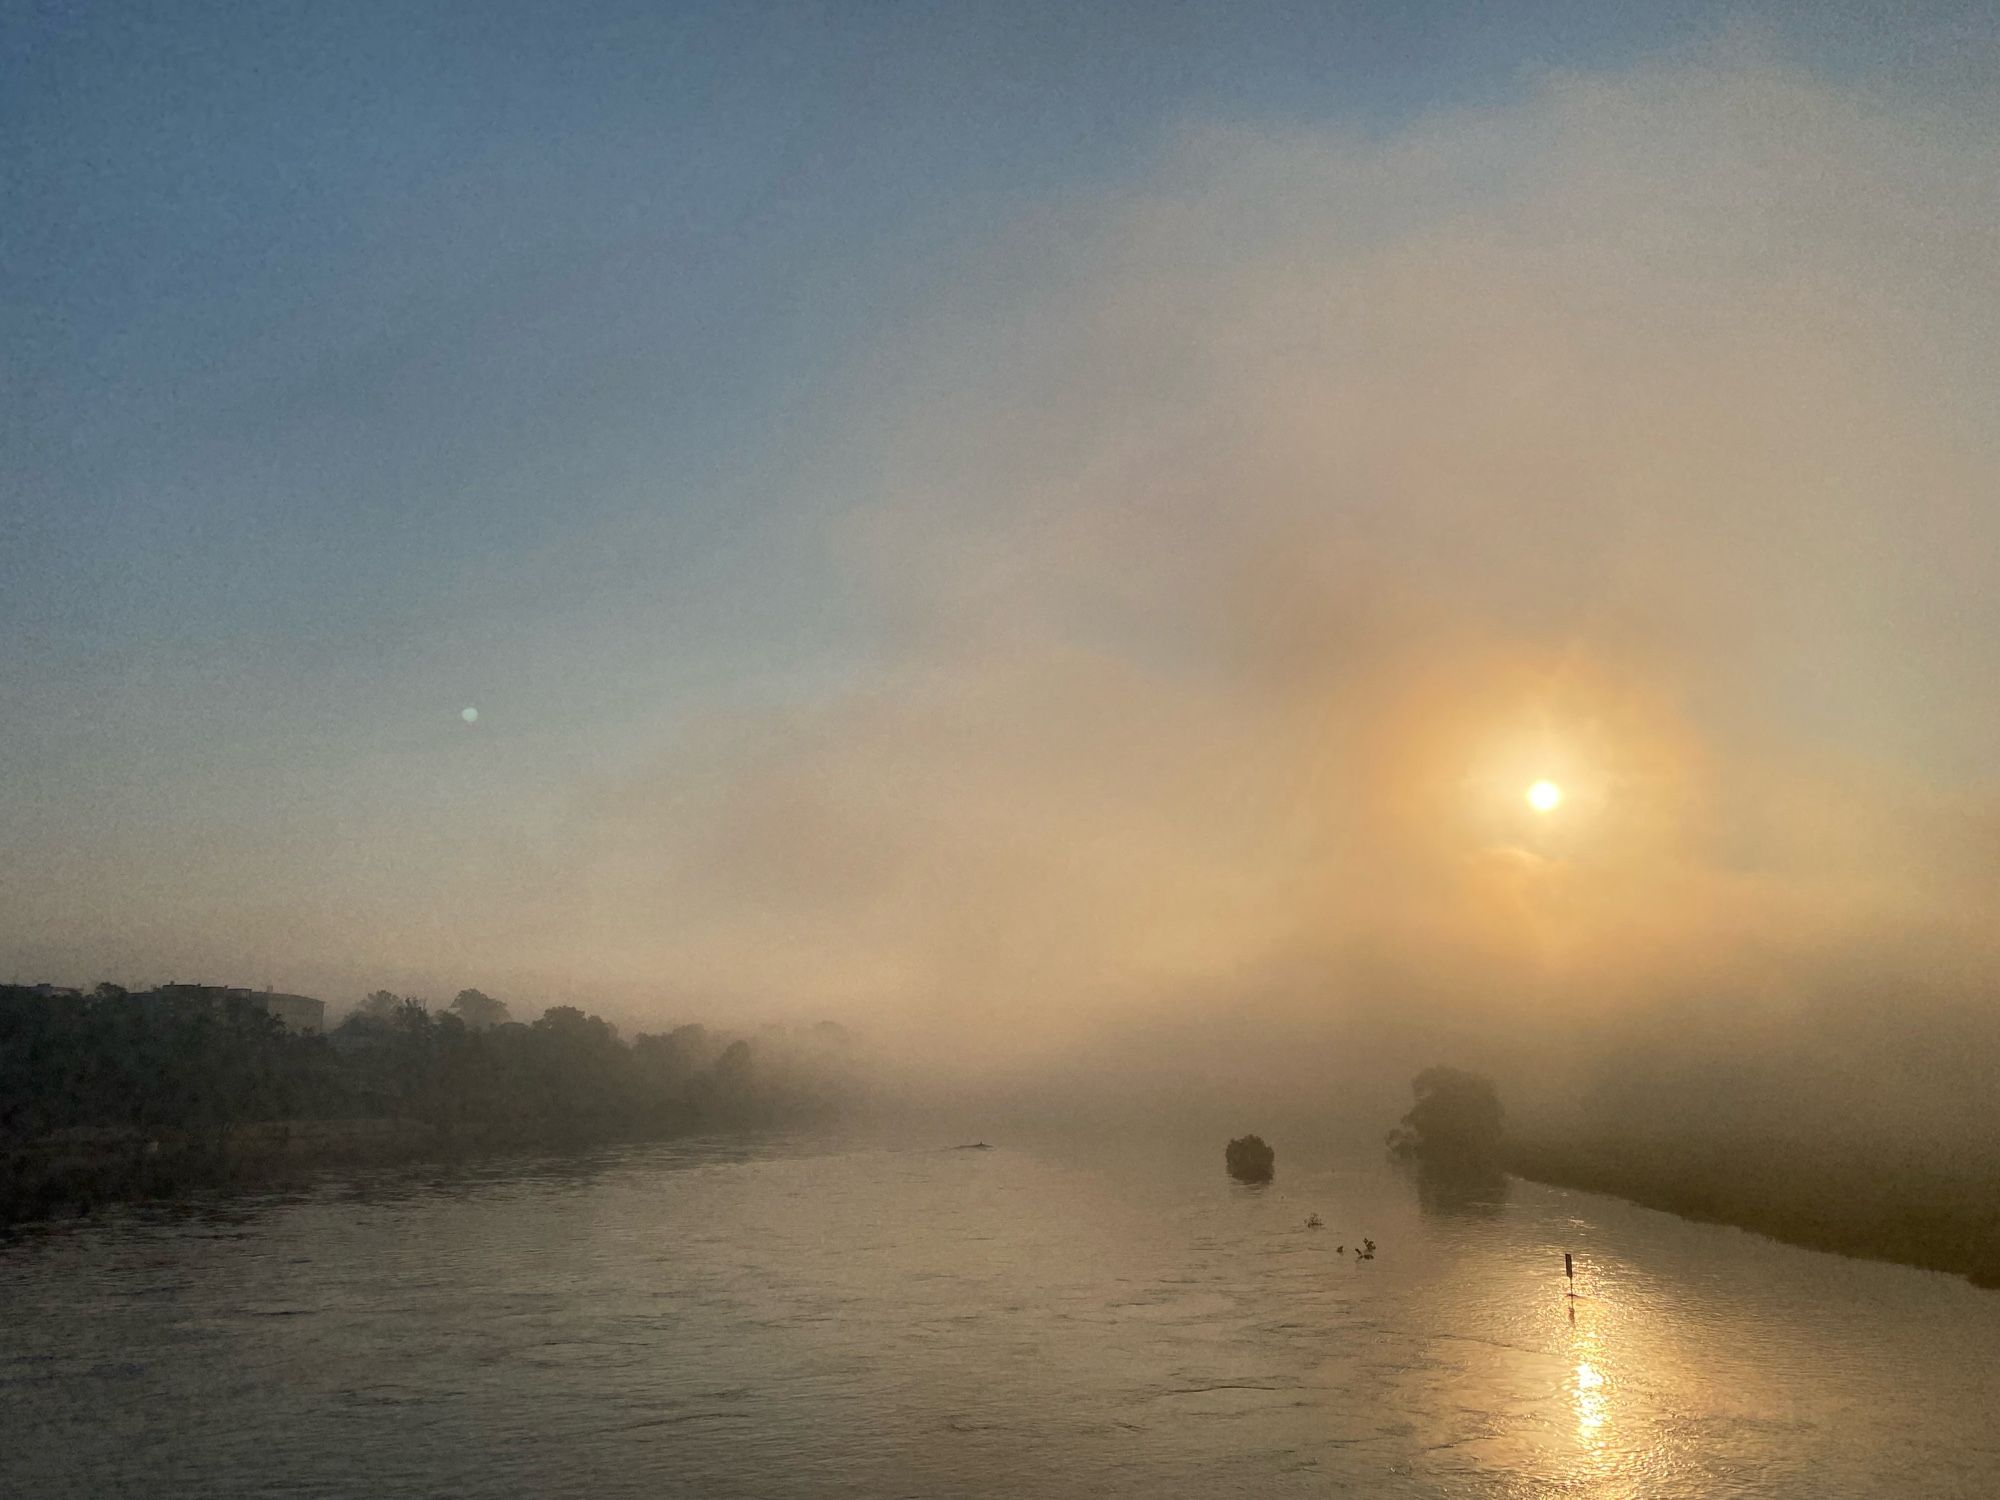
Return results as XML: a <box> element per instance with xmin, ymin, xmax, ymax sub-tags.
<box><xmin>1387</xmin><ymin>1066</ymin><xmax>1504</xmax><ymax>1170</ymax></box>
<box><xmin>679</xmin><ymin>1038</ymin><xmax>768</xmax><ymax>1125</ymax></box>
<box><xmin>1225</xmin><ymin>1134</ymin><xmax>1276</xmax><ymax>1183</ymax></box>
<box><xmin>710</xmin><ymin>1038</ymin><xmax>754</xmax><ymax>1098</ymax></box>
<box><xmin>632</xmin><ymin>1026</ymin><xmax>705</xmax><ymax>1093</ymax></box>
<box><xmin>355</xmin><ymin>990</ymin><xmax>404</xmax><ymax>1020</ymax></box>
<box><xmin>664</xmin><ymin>1023</ymin><xmax>716</xmax><ymax>1070</ymax></box>
<box><xmin>533</xmin><ymin>1005</ymin><xmax>616</xmax><ymax>1045</ymax></box>
<box><xmin>447</xmin><ymin>988</ymin><xmax>510</xmax><ymax>1029</ymax></box>
<box><xmin>529</xmin><ymin>1006</ymin><xmax>632</xmax><ymax>1123</ymax></box>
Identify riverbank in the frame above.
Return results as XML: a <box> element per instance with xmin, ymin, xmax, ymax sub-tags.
<box><xmin>1510</xmin><ymin>1136</ymin><xmax>2000</xmax><ymax>1290</ymax></box>
<box><xmin>0</xmin><ymin>1109</ymin><xmax>709</xmax><ymax>1226</ymax></box>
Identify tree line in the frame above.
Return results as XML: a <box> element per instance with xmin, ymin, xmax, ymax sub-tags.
<box><xmin>0</xmin><ymin>983</ymin><xmax>858</xmax><ymax>1149</ymax></box>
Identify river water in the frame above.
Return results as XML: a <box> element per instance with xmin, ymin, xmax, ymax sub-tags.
<box><xmin>3</xmin><ymin>1132</ymin><xmax>1996</xmax><ymax>1497</ymax></box>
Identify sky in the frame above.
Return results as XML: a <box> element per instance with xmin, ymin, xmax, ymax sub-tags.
<box><xmin>5</xmin><ymin>2</ymin><xmax>1999</xmax><ymax>1120</ymax></box>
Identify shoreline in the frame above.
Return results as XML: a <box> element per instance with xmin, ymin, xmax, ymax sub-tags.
<box><xmin>18</xmin><ymin>1120</ymin><xmax>1999</xmax><ymax>1295</ymax></box>
<box><xmin>1509</xmin><ymin>1138</ymin><xmax>2000</xmax><ymax>1291</ymax></box>
<box><xmin>0</xmin><ymin>1108</ymin><xmax>740</xmax><ymax>1227</ymax></box>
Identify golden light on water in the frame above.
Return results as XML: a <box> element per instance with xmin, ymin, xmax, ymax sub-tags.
<box><xmin>1527</xmin><ymin>779</ymin><xmax>1563</xmax><ymax>812</ymax></box>
<box><xmin>1574</xmin><ymin>1360</ymin><xmax>1607</xmax><ymax>1442</ymax></box>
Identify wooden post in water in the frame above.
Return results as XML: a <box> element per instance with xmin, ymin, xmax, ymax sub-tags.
<box><xmin>1565</xmin><ymin>1252</ymin><xmax>1575</xmax><ymax>1294</ymax></box>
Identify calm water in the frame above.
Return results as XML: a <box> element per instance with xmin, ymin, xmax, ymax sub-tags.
<box><xmin>4</xmin><ymin>1132</ymin><xmax>1997</xmax><ymax>1498</ymax></box>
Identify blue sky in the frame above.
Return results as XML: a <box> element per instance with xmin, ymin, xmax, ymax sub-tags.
<box><xmin>5</xmin><ymin>1</ymin><xmax>1996</xmax><ymax>1009</ymax></box>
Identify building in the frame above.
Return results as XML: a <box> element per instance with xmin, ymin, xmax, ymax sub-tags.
<box><xmin>253</xmin><ymin>991</ymin><xmax>326</xmax><ymax>1034</ymax></box>
<box><xmin>148</xmin><ymin>984</ymin><xmax>326</xmax><ymax>1035</ymax></box>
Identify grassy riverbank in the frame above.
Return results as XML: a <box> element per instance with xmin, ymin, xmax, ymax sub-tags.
<box><xmin>1510</xmin><ymin>1136</ymin><xmax>2000</xmax><ymax>1290</ymax></box>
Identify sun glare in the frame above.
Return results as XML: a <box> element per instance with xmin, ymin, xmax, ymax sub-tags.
<box><xmin>1527</xmin><ymin>779</ymin><xmax>1563</xmax><ymax>812</ymax></box>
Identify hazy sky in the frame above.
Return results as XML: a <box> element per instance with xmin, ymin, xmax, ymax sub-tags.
<box><xmin>6</xmin><ymin>3</ymin><xmax>1998</xmax><ymax>1092</ymax></box>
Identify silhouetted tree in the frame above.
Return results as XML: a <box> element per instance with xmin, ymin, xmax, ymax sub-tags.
<box><xmin>447</xmin><ymin>988</ymin><xmax>510</xmax><ymax>1029</ymax></box>
<box><xmin>1225</xmin><ymin>1134</ymin><xmax>1276</xmax><ymax>1183</ymax></box>
<box><xmin>529</xmin><ymin>1005</ymin><xmax>633</xmax><ymax>1124</ymax></box>
<box><xmin>1387</xmin><ymin>1066</ymin><xmax>1505</xmax><ymax>1170</ymax></box>
<box><xmin>692</xmin><ymin>1039</ymin><xmax>757</xmax><ymax>1122</ymax></box>
<box><xmin>632</xmin><ymin>1026</ymin><xmax>705</xmax><ymax>1092</ymax></box>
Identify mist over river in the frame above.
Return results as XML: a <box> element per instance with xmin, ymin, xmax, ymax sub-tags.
<box><xmin>4</xmin><ymin>1134</ymin><xmax>1996</xmax><ymax>1498</ymax></box>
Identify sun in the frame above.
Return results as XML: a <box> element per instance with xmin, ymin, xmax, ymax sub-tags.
<box><xmin>1526</xmin><ymin>779</ymin><xmax>1563</xmax><ymax>812</ymax></box>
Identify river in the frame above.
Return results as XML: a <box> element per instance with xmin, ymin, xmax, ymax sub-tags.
<box><xmin>3</xmin><ymin>1132</ymin><xmax>1996</xmax><ymax>1497</ymax></box>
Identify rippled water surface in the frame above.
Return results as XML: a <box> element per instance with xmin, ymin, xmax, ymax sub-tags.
<box><xmin>4</xmin><ymin>1133</ymin><xmax>1997</xmax><ymax>1497</ymax></box>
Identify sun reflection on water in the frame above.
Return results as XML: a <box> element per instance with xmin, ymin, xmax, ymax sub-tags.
<box><xmin>1564</xmin><ymin>1267</ymin><xmax>1613</xmax><ymax>1460</ymax></box>
<box><xmin>1574</xmin><ymin>1360</ymin><xmax>1608</xmax><ymax>1445</ymax></box>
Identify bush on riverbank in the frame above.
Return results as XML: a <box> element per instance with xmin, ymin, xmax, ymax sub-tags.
<box><xmin>1225</xmin><ymin>1134</ymin><xmax>1275</xmax><ymax>1183</ymax></box>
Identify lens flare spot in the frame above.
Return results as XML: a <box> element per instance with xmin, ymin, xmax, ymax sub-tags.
<box><xmin>461</xmin><ymin>707</ymin><xmax>479</xmax><ymax>724</ymax></box>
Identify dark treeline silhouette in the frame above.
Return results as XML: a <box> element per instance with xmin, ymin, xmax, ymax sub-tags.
<box><xmin>1</xmin><ymin>983</ymin><xmax>312</xmax><ymax>1147</ymax></box>
<box><xmin>320</xmin><ymin>995</ymin><xmax>852</xmax><ymax>1136</ymax></box>
<box><xmin>0</xmin><ymin>983</ymin><xmax>859</xmax><ymax>1221</ymax></box>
